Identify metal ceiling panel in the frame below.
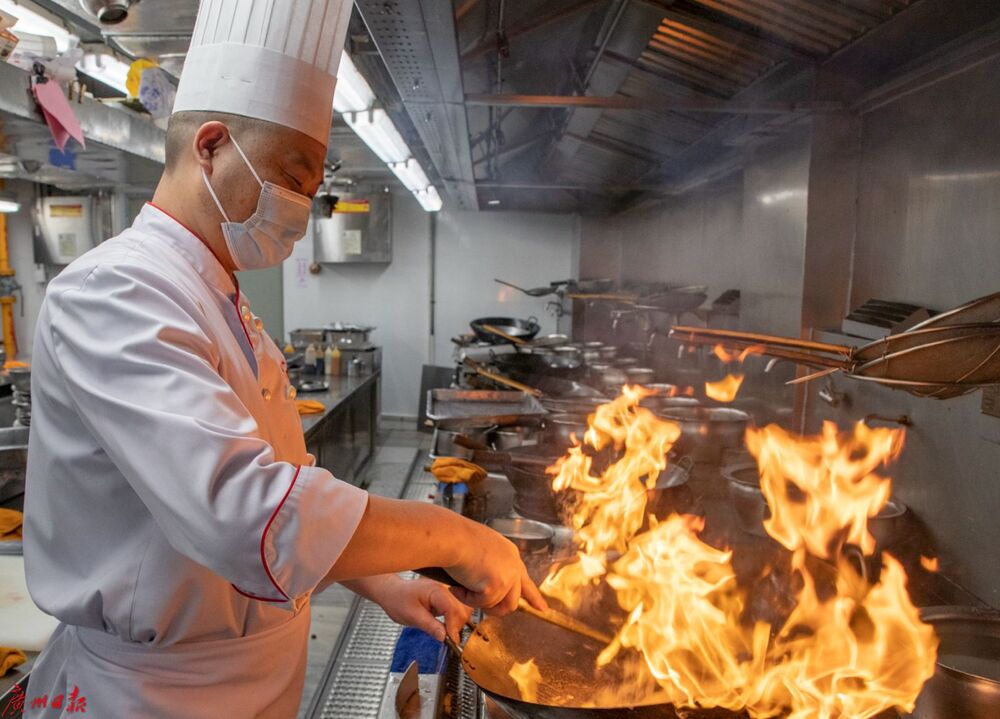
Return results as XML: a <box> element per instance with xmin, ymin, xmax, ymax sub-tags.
<box><xmin>687</xmin><ymin>0</ymin><xmax>911</xmax><ymax>55</ymax></box>
<box><xmin>356</xmin><ymin>0</ymin><xmax>478</xmax><ymax>210</ymax></box>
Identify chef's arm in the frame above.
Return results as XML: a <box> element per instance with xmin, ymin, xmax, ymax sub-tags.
<box><xmin>323</xmin><ymin>496</ymin><xmax>547</xmax><ymax>613</ymax></box>
<box><xmin>341</xmin><ymin>574</ymin><xmax>473</xmax><ymax>642</ymax></box>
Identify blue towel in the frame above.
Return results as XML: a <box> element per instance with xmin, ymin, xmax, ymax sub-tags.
<box><xmin>390</xmin><ymin>627</ymin><xmax>448</xmax><ymax>674</ymax></box>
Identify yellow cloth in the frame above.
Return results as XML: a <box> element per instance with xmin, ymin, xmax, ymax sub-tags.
<box><xmin>126</xmin><ymin>58</ymin><xmax>158</xmax><ymax>97</ymax></box>
<box><xmin>431</xmin><ymin>457</ymin><xmax>486</xmax><ymax>485</ymax></box>
<box><xmin>296</xmin><ymin>399</ymin><xmax>326</xmax><ymax>415</ymax></box>
<box><xmin>0</xmin><ymin>508</ymin><xmax>22</xmax><ymax>540</ymax></box>
<box><xmin>0</xmin><ymin>647</ymin><xmax>26</xmax><ymax>678</ymax></box>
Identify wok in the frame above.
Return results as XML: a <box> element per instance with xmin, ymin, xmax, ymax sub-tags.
<box><xmin>454</xmin><ymin>610</ymin><xmax>721</xmax><ymax>719</ymax></box>
<box><xmin>495</xmin><ymin>352</ymin><xmax>585</xmax><ymax>378</ymax></box>
<box><xmin>473</xmin><ymin>316</ymin><xmax>542</xmax><ymax>344</ymax></box>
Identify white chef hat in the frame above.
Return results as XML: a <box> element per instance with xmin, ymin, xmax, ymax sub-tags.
<box><xmin>173</xmin><ymin>0</ymin><xmax>352</xmax><ymax>145</ymax></box>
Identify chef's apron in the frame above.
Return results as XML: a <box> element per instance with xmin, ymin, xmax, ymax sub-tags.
<box><xmin>28</xmin><ymin>607</ymin><xmax>309</xmax><ymax>718</ymax></box>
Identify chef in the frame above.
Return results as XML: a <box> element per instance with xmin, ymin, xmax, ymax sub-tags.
<box><xmin>21</xmin><ymin>1</ymin><xmax>545</xmax><ymax>717</ymax></box>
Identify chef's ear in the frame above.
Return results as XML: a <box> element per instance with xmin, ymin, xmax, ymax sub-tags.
<box><xmin>192</xmin><ymin>121</ymin><xmax>231</xmax><ymax>175</ymax></box>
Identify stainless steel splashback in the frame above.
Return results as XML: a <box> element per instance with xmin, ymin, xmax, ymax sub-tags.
<box><xmin>313</xmin><ymin>192</ymin><xmax>392</xmax><ymax>264</ymax></box>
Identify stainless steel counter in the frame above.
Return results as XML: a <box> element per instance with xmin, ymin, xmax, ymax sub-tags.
<box><xmin>300</xmin><ymin>371</ymin><xmax>381</xmax><ymax>486</ymax></box>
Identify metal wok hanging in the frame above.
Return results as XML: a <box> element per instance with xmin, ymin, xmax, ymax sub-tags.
<box><xmin>472</xmin><ymin>317</ymin><xmax>542</xmax><ymax>344</ymax></box>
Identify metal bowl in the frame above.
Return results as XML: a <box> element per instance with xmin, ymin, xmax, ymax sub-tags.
<box><xmin>487</xmin><ymin>517</ymin><xmax>555</xmax><ymax>554</ymax></box>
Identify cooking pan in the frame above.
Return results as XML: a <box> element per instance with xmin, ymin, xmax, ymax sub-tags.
<box><xmin>453</xmin><ymin>610</ymin><xmax>692</xmax><ymax>718</ymax></box>
<box><xmin>472</xmin><ymin>317</ymin><xmax>542</xmax><ymax>344</ymax></box>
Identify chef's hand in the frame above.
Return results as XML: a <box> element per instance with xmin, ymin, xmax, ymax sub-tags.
<box><xmin>378</xmin><ymin>576</ymin><xmax>472</xmax><ymax>644</ymax></box>
<box><xmin>445</xmin><ymin>523</ymin><xmax>548</xmax><ymax>617</ymax></box>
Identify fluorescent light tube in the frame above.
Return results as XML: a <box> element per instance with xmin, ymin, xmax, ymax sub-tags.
<box><xmin>0</xmin><ymin>0</ymin><xmax>74</xmax><ymax>52</ymax></box>
<box><xmin>415</xmin><ymin>185</ymin><xmax>442</xmax><ymax>212</ymax></box>
<box><xmin>389</xmin><ymin>158</ymin><xmax>430</xmax><ymax>193</ymax></box>
<box><xmin>344</xmin><ymin>109</ymin><xmax>411</xmax><ymax>164</ymax></box>
<box><xmin>334</xmin><ymin>52</ymin><xmax>376</xmax><ymax>113</ymax></box>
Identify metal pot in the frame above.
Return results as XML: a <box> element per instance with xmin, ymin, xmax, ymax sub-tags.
<box><xmin>491</xmin><ymin>425</ymin><xmax>540</xmax><ymax>450</ymax></box>
<box><xmin>724</xmin><ymin>463</ymin><xmax>769</xmax><ymax>537</ymax></box>
<box><xmin>589</xmin><ymin>365</ymin><xmax>628</xmax><ymax>393</ymax></box>
<box><xmin>543</xmin><ymin>413</ymin><xmax>590</xmax><ymax>448</ymax></box>
<box><xmin>323</xmin><ymin>324</ymin><xmax>374</xmax><ymax>347</ymax></box>
<box><xmin>725</xmin><ymin>462</ymin><xmax>911</xmax><ymax>545</ymax></box>
<box><xmin>657</xmin><ymin>406</ymin><xmax>750</xmax><ymax>464</ymax></box>
<box><xmin>646</xmin><ymin>458</ymin><xmax>695</xmax><ymax>518</ymax></box>
<box><xmin>624</xmin><ymin>367</ymin><xmax>655</xmax><ymax>385</ymax></box>
<box><xmin>431</xmin><ymin>426</ymin><xmax>493</xmax><ymax>460</ymax></box>
<box><xmin>487</xmin><ymin>517</ymin><xmax>554</xmax><ymax>554</ymax></box>
<box><xmin>553</xmin><ymin>345</ymin><xmax>582</xmax><ymax>359</ymax></box>
<box><xmin>613</xmin><ymin>357</ymin><xmax>639</xmax><ymax>369</ymax></box>
<box><xmin>289</xmin><ymin>328</ymin><xmax>324</xmax><ymax>348</ymax></box>
<box><xmin>913</xmin><ymin>606</ymin><xmax>1000</xmax><ymax>719</ymax></box>
<box><xmin>598</xmin><ymin>345</ymin><xmax>618</xmax><ymax>361</ymax></box>
<box><xmin>581</xmin><ymin>348</ymin><xmax>602</xmax><ymax>365</ymax></box>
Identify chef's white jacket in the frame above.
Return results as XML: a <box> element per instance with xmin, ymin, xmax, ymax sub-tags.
<box><xmin>22</xmin><ymin>204</ymin><xmax>369</xmax><ymax>717</ymax></box>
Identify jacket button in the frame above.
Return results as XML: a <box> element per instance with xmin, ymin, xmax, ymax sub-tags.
<box><xmin>261</xmin><ymin>388</ymin><xmax>272</xmax><ymax>401</ymax></box>
<box><xmin>242</xmin><ymin>307</ymin><xmax>252</xmax><ymax>323</ymax></box>
<box><xmin>254</xmin><ymin>318</ymin><xmax>264</xmax><ymax>332</ymax></box>
<box><xmin>286</xmin><ymin>385</ymin><xmax>297</xmax><ymax>400</ymax></box>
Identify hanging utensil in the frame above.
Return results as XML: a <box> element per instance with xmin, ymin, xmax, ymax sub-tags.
<box><xmin>481</xmin><ymin>323</ymin><xmax>528</xmax><ymax>346</ymax></box>
<box><xmin>470</xmin><ymin>316</ymin><xmax>541</xmax><ymax>344</ymax></box>
<box><xmin>671</xmin><ymin>325</ymin><xmax>853</xmax><ymax>358</ymax></box>
<box><xmin>494</xmin><ymin>278</ymin><xmax>560</xmax><ymax>298</ymax></box>
<box><xmin>909</xmin><ymin>290</ymin><xmax>1000</xmax><ymax>331</ymax></box>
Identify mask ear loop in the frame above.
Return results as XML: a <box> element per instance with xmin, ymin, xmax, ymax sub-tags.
<box><xmin>201</xmin><ymin>169</ymin><xmax>232</xmax><ymax>223</ymax></box>
<box><xmin>228</xmin><ymin>134</ymin><xmax>264</xmax><ymax>188</ymax></box>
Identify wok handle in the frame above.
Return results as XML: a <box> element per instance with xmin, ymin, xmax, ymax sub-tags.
<box><xmin>481</xmin><ymin>324</ymin><xmax>527</xmax><ymax>346</ymax></box>
<box><xmin>463</xmin><ymin>358</ymin><xmax>543</xmax><ymax>396</ymax></box>
<box><xmin>417</xmin><ymin>568</ymin><xmax>473</xmax><ymax>657</ymax></box>
<box><xmin>414</xmin><ymin>566</ymin><xmax>462</xmax><ymax>587</ymax></box>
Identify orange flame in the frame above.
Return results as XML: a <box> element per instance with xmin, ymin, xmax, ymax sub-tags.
<box><xmin>509</xmin><ymin>659</ymin><xmax>542</xmax><ymax>702</ymax></box>
<box><xmin>540</xmin><ymin>386</ymin><xmax>680</xmax><ymax>608</ymax></box>
<box><xmin>713</xmin><ymin>343</ymin><xmax>763</xmax><ymax>364</ymax></box>
<box><xmin>920</xmin><ymin>556</ymin><xmax>940</xmax><ymax>572</ymax></box>
<box><xmin>705</xmin><ymin>373</ymin><xmax>745</xmax><ymax>402</ymax></box>
<box><xmin>514</xmin><ymin>392</ymin><xmax>937</xmax><ymax>718</ymax></box>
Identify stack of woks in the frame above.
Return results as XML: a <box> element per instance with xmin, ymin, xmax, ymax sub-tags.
<box><xmin>671</xmin><ymin>291</ymin><xmax>1000</xmax><ymax>399</ymax></box>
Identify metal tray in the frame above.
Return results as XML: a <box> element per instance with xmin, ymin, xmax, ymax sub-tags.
<box><xmin>426</xmin><ymin>389</ymin><xmax>546</xmax><ymax>427</ymax></box>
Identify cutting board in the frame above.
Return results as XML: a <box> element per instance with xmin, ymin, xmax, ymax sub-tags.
<box><xmin>0</xmin><ymin>556</ymin><xmax>59</xmax><ymax>651</ymax></box>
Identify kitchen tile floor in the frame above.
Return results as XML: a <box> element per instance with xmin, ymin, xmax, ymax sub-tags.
<box><xmin>296</xmin><ymin>418</ymin><xmax>431</xmax><ymax>718</ymax></box>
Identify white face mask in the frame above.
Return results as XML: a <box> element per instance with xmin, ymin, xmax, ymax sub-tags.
<box><xmin>201</xmin><ymin>134</ymin><xmax>312</xmax><ymax>271</ymax></box>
